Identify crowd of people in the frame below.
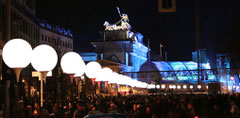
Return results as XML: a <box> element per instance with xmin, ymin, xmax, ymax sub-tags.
<box><xmin>2</xmin><ymin>93</ymin><xmax>240</xmax><ymax>118</ymax></box>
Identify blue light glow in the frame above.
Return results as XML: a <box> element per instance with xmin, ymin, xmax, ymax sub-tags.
<box><xmin>151</xmin><ymin>61</ymin><xmax>216</xmax><ymax>82</ymax></box>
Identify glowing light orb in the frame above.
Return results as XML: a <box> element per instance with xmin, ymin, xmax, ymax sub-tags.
<box><xmin>85</xmin><ymin>61</ymin><xmax>101</xmax><ymax>79</ymax></box>
<box><xmin>172</xmin><ymin>85</ymin><xmax>176</xmax><ymax>89</ymax></box>
<box><xmin>31</xmin><ymin>44</ymin><xmax>58</xmax><ymax>72</ymax></box>
<box><xmin>61</xmin><ymin>52</ymin><xmax>84</xmax><ymax>75</ymax></box>
<box><xmin>177</xmin><ymin>85</ymin><xmax>181</xmax><ymax>89</ymax></box>
<box><xmin>2</xmin><ymin>38</ymin><xmax>32</xmax><ymax>68</ymax></box>
<box><xmin>197</xmin><ymin>85</ymin><xmax>201</xmax><ymax>89</ymax></box>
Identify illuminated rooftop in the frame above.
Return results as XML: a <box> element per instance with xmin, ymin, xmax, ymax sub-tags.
<box><xmin>139</xmin><ymin>61</ymin><xmax>216</xmax><ymax>83</ymax></box>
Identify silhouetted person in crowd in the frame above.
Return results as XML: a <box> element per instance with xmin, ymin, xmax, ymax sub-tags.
<box><xmin>73</xmin><ymin>102</ymin><xmax>87</xmax><ymax>118</ymax></box>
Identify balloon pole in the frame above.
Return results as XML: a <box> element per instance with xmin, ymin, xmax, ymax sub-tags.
<box><xmin>40</xmin><ymin>71</ymin><xmax>48</xmax><ymax>107</ymax></box>
<box><xmin>74</xmin><ymin>77</ymin><xmax>79</xmax><ymax>85</ymax></box>
<box><xmin>68</xmin><ymin>74</ymin><xmax>74</xmax><ymax>84</ymax></box>
<box><xmin>13</xmin><ymin>68</ymin><xmax>23</xmax><ymax>83</ymax></box>
<box><xmin>97</xmin><ymin>81</ymin><xmax>101</xmax><ymax>88</ymax></box>
<box><xmin>91</xmin><ymin>78</ymin><xmax>96</xmax><ymax>86</ymax></box>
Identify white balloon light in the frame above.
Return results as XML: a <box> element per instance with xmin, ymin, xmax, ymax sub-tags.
<box><xmin>117</xmin><ymin>74</ymin><xmax>125</xmax><ymax>85</ymax></box>
<box><xmin>109</xmin><ymin>72</ymin><xmax>118</xmax><ymax>84</ymax></box>
<box><xmin>60</xmin><ymin>52</ymin><xmax>84</xmax><ymax>74</ymax></box>
<box><xmin>190</xmin><ymin>85</ymin><xmax>194</xmax><ymax>89</ymax></box>
<box><xmin>95</xmin><ymin>72</ymin><xmax>103</xmax><ymax>88</ymax></box>
<box><xmin>161</xmin><ymin>84</ymin><xmax>166</xmax><ymax>89</ymax></box>
<box><xmin>85</xmin><ymin>61</ymin><xmax>101</xmax><ymax>78</ymax></box>
<box><xmin>74</xmin><ymin>60</ymin><xmax>85</xmax><ymax>77</ymax></box>
<box><xmin>96</xmin><ymin>69</ymin><xmax>104</xmax><ymax>81</ymax></box>
<box><xmin>31</xmin><ymin>44</ymin><xmax>58</xmax><ymax>72</ymax></box>
<box><xmin>183</xmin><ymin>85</ymin><xmax>187</xmax><ymax>89</ymax></box>
<box><xmin>61</xmin><ymin>52</ymin><xmax>85</xmax><ymax>84</ymax></box>
<box><xmin>2</xmin><ymin>38</ymin><xmax>32</xmax><ymax>82</ymax></box>
<box><xmin>85</xmin><ymin>61</ymin><xmax>102</xmax><ymax>85</ymax></box>
<box><xmin>125</xmin><ymin>76</ymin><xmax>133</xmax><ymax>86</ymax></box>
<box><xmin>197</xmin><ymin>85</ymin><xmax>201</xmax><ymax>89</ymax></box>
<box><xmin>101</xmin><ymin>67</ymin><xmax>113</xmax><ymax>82</ymax></box>
<box><xmin>3</xmin><ymin>38</ymin><xmax>32</xmax><ymax>68</ymax></box>
<box><xmin>73</xmin><ymin>60</ymin><xmax>85</xmax><ymax>85</ymax></box>
<box><xmin>30</xmin><ymin>44</ymin><xmax>57</xmax><ymax>107</ymax></box>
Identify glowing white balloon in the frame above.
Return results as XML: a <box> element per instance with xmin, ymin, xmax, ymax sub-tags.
<box><xmin>31</xmin><ymin>44</ymin><xmax>58</xmax><ymax>72</ymax></box>
<box><xmin>61</xmin><ymin>52</ymin><xmax>84</xmax><ymax>75</ymax></box>
<box><xmin>2</xmin><ymin>38</ymin><xmax>32</xmax><ymax>68</ymax></box>
<box><xmin>85</xmin><ymin>61</ymin><xmax>101</xmax><ymax>79</ymax></box>
<box><xmin>197</xmin><ymin>85</ymin><xmax>201</xmax><ymax>89</ymax></box>
<box><xmin>109</xmin><ymin>72</ymin><xmax>118</xmax><ymax>84</ymax></box>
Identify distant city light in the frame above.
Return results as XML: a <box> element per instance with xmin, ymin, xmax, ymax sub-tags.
<box><xmin>172</xmin><ymin>85</ymin><xmax>176</xmax><ymax>89</ymax></box>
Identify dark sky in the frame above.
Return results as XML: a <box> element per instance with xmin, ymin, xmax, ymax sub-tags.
<box><xmin>36</xmin><ymin>0</ymin><xmax>240</xmax><ymax>61</ymax></box>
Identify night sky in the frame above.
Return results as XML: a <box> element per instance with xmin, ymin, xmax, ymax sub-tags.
<box><xmin>36</xmin><ymin>0</ymin><xmax>240</xmax><ymax>62</ymax></box>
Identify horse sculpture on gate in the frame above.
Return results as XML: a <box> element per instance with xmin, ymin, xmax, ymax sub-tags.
<box><xmin>103</xmin><ymin>21</ymin><xmax>120</xmax><ymax>30</ymax></box>
<box><xmin>103</xmin><ymin>7</ymin><xmax>132</xmax><ymax>31</ymax></box>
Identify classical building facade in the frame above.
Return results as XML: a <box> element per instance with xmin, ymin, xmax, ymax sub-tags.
<box><xmin>92</xmin><ymin>40</ymin><xmax>148</xmax><ymax>73</ymax></box>
<box><xmin>0</xmin><ymin>0</ymin><xmax>73</xmax><ymax>109</ymax></box>
<box><xmin>38</xmin><ymin>21</ymin><xmax>73</xmax><ymax>57</ymax></box>
<box><xmin>0</xmin><ymin>0</ymin><xmax>73</xmax><ymax>53</ymax></box>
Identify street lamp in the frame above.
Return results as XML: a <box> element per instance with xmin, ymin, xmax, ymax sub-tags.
<box><xmin>60</xmin><ymin>52</ymin><xmax>84</xmax><ymax>85</ymax></box>
<box><xmin>2</xmin><ymin>38</ymin><xmax>32</xmax><ymax>82</ymax></box>
<box><xmin>85</xmin><ymin>61</ymin><xmax>101</xmax><ymax>86</ymax></box>
<box><xmin>31</xmin><ymin>44</ymin><xmax>58</xmax><ymax>107</ymax></box>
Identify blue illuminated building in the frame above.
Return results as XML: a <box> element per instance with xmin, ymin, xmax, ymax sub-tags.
<box><xmin>139</xmin><ymin>61</ymin><xmax>216</xmax><ymax>84</ymax></box>
<box><xmin>82</xmin><ymin>30</ymin><xmax>217</xmax><ymax>85</ymax></box>
<box><xmin>79</xmin><ymin>11</ymin><xmax>239</xmax><ymax>93</ymax></box>
<box><xmin>79</xmin><ymin>29</ymin><xmax>240</xmax><ymax>93</ymax></box>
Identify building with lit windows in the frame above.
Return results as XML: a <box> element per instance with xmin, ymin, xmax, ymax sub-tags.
<box><xmin>38</xmin><ymin>20</ymin><xmax>73</xmax><ymax>56</ymax></box>
<box><xmin>0</xmin><ymin>0</ymin><xmax>73</xmax><ymax>102</ymax></box>
<box><xmin>0</xmin><ymin>0</ymin><xmax>73</xmax><ymax>55</ymax></box>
